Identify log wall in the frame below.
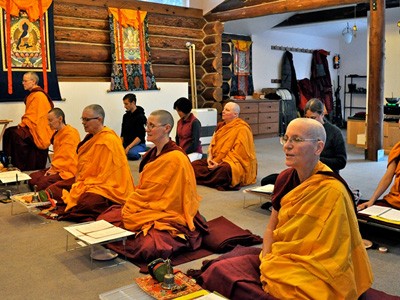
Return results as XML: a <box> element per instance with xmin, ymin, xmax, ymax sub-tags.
<box><xmin>54</xmin><ymin>0</ymin><xmax>222</xmax><ymax>107</ymax></box>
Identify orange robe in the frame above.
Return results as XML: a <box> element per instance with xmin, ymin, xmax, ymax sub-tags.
<box><xmin>51</xmin><ymin>124</ymin><xmax>80</xmax><ymax>180</ymax></box>
<box><xmin>122</xmin><ymin>140</ymin><xmax>200</xmax><ymax>236</ymax></box>
<box><xmin>209</xmin><ymin>118</ymin><xmax>257</xmax><ymax>187</ymax></box>
<box><xmin>19</xmin><ymin>87</ymin><xmax>54</xmax><ymax>149</ymax></box>
<box><xmin>260</xmin><ymin>162</ymin><xmax>373</xmax><ymax>299</ymax></box>
<box><xmin>383</xmin><ymin>141</ymin><xmax>400</xmax><ymax>208</ymax></box>
<box><xmin>62</xmin><ymin>127</ymin><xmax>134</xmax><ymax>211</ymax></box>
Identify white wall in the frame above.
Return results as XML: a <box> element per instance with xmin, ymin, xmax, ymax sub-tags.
<box><xmin>383</xmin><ymin>7</ymin><xmax>400</xmax><ymax>99</ymax></box>
<box><xmin>0</xmin><ymin>82</ymin><xmax>186</xmax><ymax>147</ymax></box>
<box><xmin>251</xmin><ymin>30</ymin><xmax>340</xmax><ymax>92</ymax></box>
<box><xmin>188</xmin><ymin>0</ymin><xmax>224</xmax><ymax>14</ymax></box>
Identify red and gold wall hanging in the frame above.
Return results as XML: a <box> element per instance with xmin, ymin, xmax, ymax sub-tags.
<box><xmin>108</xmin><ymin>7</ymin><xmax>158</xmax><ymax>92</ymax></box>
<box><xmin>0</xmin><ymin>0</ymin><xmax>61</xmax><ymax>101</ymax></box>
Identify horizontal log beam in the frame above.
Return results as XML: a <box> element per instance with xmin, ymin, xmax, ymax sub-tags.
<box><xmin>57</xmin><ymin>62</ymin><xmax>111</xmax><ymax>77</ymax></box>
<box><xmin>57</xmin><ymin>0</ymin><xmax>203</xmax><ymax>18</ymax></box>
<box><xmin>54</xmin><ymin>27</ymin><xmax>109</xmax><ymax>44</ymax></box>
<box><xmin>152</xmin><ymin>65</ymin><xmax>204</xmax><ymax>80</ymax></box>
<box><xmin>202</xmin><ymin>87</ymin><xmax>223</xmax><ymax>102</ymax></box>
<box><xmin>55</xmin><ymin>42</ymin><xmax>110</xmax><ymax>62</ymax></box>
<box><xmin>54</xmin><ymin>15</ymin><xmax>108</xmax><ymax>30</ymax></box>
<box><xmin>149</xmin><ymin>25</ymin><xmax>204</xmax><ymax>40</ymax></box>
<box><xmin>55</xmin><ymin>27</ymin><xmax>204</xmax><ymax>52</ymax></box>
<box><xmin>202</xmin><ymin>57</ymin><xmax>222</xmax><ymax>73</ymax></box>
<box><xmin>203</xmin><ymin>44</ymin><xmax>222</xmax><ymax>58</ymax></box>
<box><xmin>57</xmin><ymin>61</ymin><xmax>204</xmax><ymax>81</ymax></box>
<box><xmin>149</xmin><ymin>36</ymin><xmax>203</xmax><ymax>51</ymax></box>
<box><xmin>203</xmin><ymin>34</ymin><xmax>222</xmax><ymax>45</ymax></box>
<box><xmin>151</xmin><ymin>49</ymin><xmax>205</xmax><ymax>66</ymax></box>
<box><xmin>205</xmin><ymin>0</ymin><xmax>369</xmax><ymax>22</ymax></box>
<box><xmin>55</xmin><ymin>41</ymin><xmax>205</xmax><ymax>66</ymax></box>
<box><xmin>202</xmin><ymin>73</ymin><xmax>223</xmax><ymax>88</ymax></box>
<box><xmin>203</xmin><ymin>21</ymin><xmax>224</xmax><ymax>35</ymax></box>
<box><xmin>148</xmin><ymin>14</ymin><xmax>206</xmax><ymax>29</ymax></box>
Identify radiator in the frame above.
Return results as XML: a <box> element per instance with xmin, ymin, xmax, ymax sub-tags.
<box><xmin>192</xmin><ymin>108</ymin><xmax>217</xmax><ymax>145</ymax></box>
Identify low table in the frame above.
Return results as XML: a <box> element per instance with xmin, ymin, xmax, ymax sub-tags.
<box><xmin>64</xmin><ymin>220</ymin><xmax>135</xmax><ymax>269</ymax></box>
<box><xmin>10</xmin><ymin>192</ymin><xmax>51</xmax><ymax>225</ymax></box>
<box><xmin>243</xmin><ymin>185</ymin><xmax>273</xmax><ymax>209</ymax></box>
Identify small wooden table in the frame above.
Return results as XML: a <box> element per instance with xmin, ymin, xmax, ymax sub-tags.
<box><xmin>0</xmin><ymin>119</ymin><xmax>13</xmax><ymax>144</ymax></box>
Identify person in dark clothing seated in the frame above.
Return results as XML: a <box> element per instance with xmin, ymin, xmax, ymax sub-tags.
<box><xmin>261</xmin><ymin>98</ymin><xmax>346</xmax><ymax>188</ymax></box>
<box><xmin>173</xmin><ymin>97</ymin><xmax>202</xmax><ymax>161</ymax></box>
<box><xmin>121</xmin><ymin>93</ymin><xmax>147</xmax><ymax>160</ymax></box>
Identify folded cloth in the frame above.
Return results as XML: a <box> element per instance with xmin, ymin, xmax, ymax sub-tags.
<box><xmin>97</xmin><ymin>210</ymin><xmax>262</xmax><ymax>273</ymax></box>
<box><xmin>190</xmin><ymin>246</ymin><xmax>400</xmax><ymax>300</ymax></box>
<box><xmin>192</xmin><ymin>246</ymin><xmax>273</xmax><ymax>300</ymax></box>
<box><xmin>201</xmin><ymin>216</ymin><xmax>262</xmax><ymax>252</ymax></box>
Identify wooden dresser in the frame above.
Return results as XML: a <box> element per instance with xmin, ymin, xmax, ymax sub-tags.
<box><xmin>232</xmin><ymin>99</ymin><xmax>280</xmax><ymax>136</ymax></box>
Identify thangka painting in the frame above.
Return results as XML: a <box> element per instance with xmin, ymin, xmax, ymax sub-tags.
<box><xmin>108</xmin><ymin>8</ymin><xmax>158</xmax><ymax>92</ymax></box>
<box><xmin>0</xmin><ymin>1</ymin><xmax>61</xmax><ymax>101</ymax></box>
<box><xmin>230</xmin><ymin>39</ymin><xmax>254</xmax><ymax>97</ymax></box>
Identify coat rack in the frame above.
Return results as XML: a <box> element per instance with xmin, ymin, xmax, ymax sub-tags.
<box><xmin>271</xmin><ymin>45</ymin><xmax>330</xmax><ymax>55</ymax></box>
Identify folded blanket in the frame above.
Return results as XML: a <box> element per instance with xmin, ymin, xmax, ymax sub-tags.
<box><xmin>201</xmin><ymin>216</ymin><xmax>262</xmax><ymax>252</ymax></box>
<box><xmin>191</xmin><ymin>246</ymin><xmax>400</xmax><ymax>300</ymax></box>
<box><xmin>97</xmin><ymin>207</ymin><xmax>262</xmax><ymax>273</ymax></box>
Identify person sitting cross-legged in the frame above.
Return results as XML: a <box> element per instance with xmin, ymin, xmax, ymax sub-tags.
<box><xmin>196</xmin><ymin>118</ymin><xmax>373</xmax><ymax>300</ymax></box>
<box><xmin>51</xmin><ymin>104</ymin><xmax>135</xmax><ymax>222</ymax></box>
<box><xmin>28</xmin><ymin>108</ymin><xmax>80</xmax><ymax>191</ymax></box>
<box><xmin>192</xmin><ymin>102</ymin><xmax>257</xmax><ymax>191</ymax></box>
<box><xmin>98</xmin><ymin>110</ymin><xmax>207</xmax><ymax>262</ymax></box>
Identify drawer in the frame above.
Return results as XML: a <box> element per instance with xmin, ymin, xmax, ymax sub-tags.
<box><xmin>240</xmin><ymin>113</ymin><xmax>258</xmax><ymax>124</ymax></box>
<box><xmin>259</xmin><ymin>112</ymin><xmax>279</xmax><ymax>123</ymax></box>
<box><xmin>237</xmin><ymin>102</ymin><xmax>258</xmax><ymax>113</ymax></box>
<box><xmin>258</xmin><ymin>122</ymin><xmax>279</xmax><ymax>134</ymax></box>
<box><xmin>259</xmin><ymin>101</ymin><xmax>279</xmax><ymax>113</ymax></box>
<box><xmin>249</xmin><ymin>123</ymin><xmax>258</xmax><ymax>135</ymax></box>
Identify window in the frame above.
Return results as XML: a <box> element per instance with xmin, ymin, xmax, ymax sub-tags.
<box><xmin>139</xmin><ymin>0</ymin><xmax>188</xmax><ymax>7</ymax></box>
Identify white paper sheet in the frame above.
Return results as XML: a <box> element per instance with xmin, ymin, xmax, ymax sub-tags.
<box><xmin>379</xmin><ymin>209</ymin><xmax>400</xmax><ymax>222</ymax></box>
<box><xmin>359</xmin><ymin>205</ymin><xmax>391</xmax><ymax>216</ymax></box>
<box><xmin>247</xmin><ymin>184</ymin><xmax>274</xmax><ymax>194</ymax></box>
<box><xmin>64</xmin><ymin>220</ymin><xmax>134</xmax><ymax>245</ymax></box>
<box><xmin>0</xmin><ymin>170</ymin><xmax>31</xmax><ymax>183</ymax></box>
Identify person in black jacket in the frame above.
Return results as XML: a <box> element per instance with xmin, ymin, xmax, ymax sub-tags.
<box><xmin>304</xmin><ymin>98</ymin><xmax>347</xmax><ymax>173</ymax></box>
<box><xmin>121</xmin><ymin>93</ymin><xmax>147</xmax><ymax>160</ymax></box>
<box><xmin>261</xmin><ymin>98</ymin><xmax>346</xmax><ymax>189</ymax></box>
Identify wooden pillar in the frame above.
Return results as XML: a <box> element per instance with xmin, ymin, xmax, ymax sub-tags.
<box><xmin>365</xmin><ymin>0</ymin><xmax>385</xmax><ymax>161</ymax></box>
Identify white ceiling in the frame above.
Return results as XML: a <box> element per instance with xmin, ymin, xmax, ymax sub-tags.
<box><xmin>223</xmin><ymin>12</ymin><xmax>368</xmax><ymax>39</ymax></box>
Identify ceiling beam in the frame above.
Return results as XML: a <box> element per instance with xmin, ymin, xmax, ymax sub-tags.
<box><xmin>274</xmin><ymin>4</ymin><xmax>368</xmax><ymax>28</ymax></box>
<box><xmin>205</xmin><ymin>0</ymin><xmax>369</xmax><ymax>22</ymax></box>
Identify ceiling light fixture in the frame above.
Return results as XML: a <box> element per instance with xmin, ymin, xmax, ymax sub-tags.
<box><xmin>342</xmin><ymin>22</ymin><xmax>353</xmax><ymax>44</ymax></box>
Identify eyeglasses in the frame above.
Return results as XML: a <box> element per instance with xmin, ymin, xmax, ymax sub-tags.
<box><xmin>146</xmin><ymin>123</ymin><xmax>167</xmax><ymax>130</ymax></box>
<box><xmin>81</xmin><ymin>117</ymin><xmax>99</xmax><ymax>122</ymax></box>
<box><xmin>280</xmin><ymin>136</ymin><xmax>319</xmax><ymax>145</ymax></box>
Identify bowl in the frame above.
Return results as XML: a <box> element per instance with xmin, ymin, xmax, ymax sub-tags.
<box><xmin>385</xmin><ymin>97</ymin><xmax>400</xmax><ymax>105</ymax></box>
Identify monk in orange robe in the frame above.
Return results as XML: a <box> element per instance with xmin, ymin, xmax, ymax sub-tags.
<box><xmin>358</xmin><ymin>136</ymin><xmax>400</xmax><ymax>210</ymax></box>
<box><xmin>2</xmin><ymin>72</ymin><xmax>54</xmax><ymax>170</ymax></box>
<box><xmin>55</xmin><ymin>104</ymin><xmax>135</xmax><ymax>222</ymax></box>
<box><xmin>99</xmin><ymin>110</ymin><xmax>206</xmax><ymax>262</ymax></box>
<box><xmin>197</xmin><ymin>119</ymin><xmax>372</xmax><ymax>299</ymax></box>
<box><xmin>192</xmin><ymin>102</ymin><xmax>257</xmax><ymax>190</ymax></box>
<box><xmin>28</xmin><ymin>108</ymin><xmax>80</xmax><ymax>191</ymax></box>
<box><xmin>259</xmin><ymin>118</ymin><xmax>372</xmax><ymax>299</ymax></box>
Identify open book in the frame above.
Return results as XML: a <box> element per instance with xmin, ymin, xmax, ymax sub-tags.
<box><xmin>359</xmin><ymin>205</ymin><xmax>400</xmax><ymax>223</ymax></box>
<box><xmin>0</xmin><ymin>170</ymin><xmax>31</xmax><ymax>184</ymax></box>
<box><xmin>64</xmin><ymin>220</ymin><xmax>134</xmax><ymax>245</ymax></box>
<box><xmin>246</xmin><ymin>184</ymin><xmax>274</xmax><ymax>194</ymax></box>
